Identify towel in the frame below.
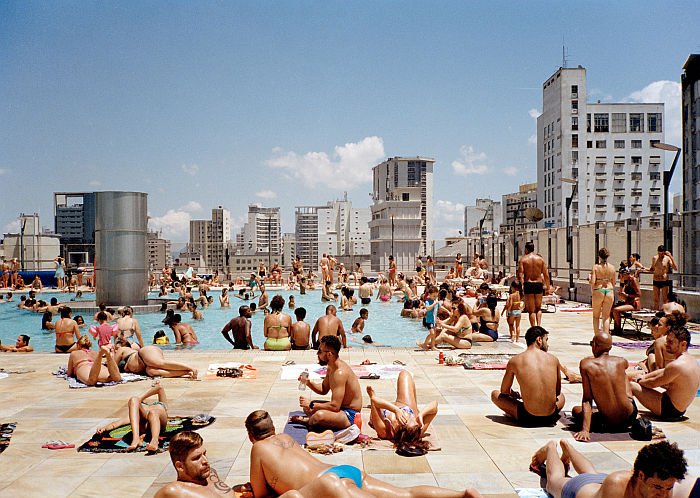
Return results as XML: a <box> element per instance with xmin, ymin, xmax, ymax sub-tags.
<box><xmin>281</xmin><ymin>364</ymin><xmax>405</xmax><ymax>381</ymax></box>
<box><xmin>203</xmin><ymin>362</ymin><xmax>257</xmax><ymax>380</ymax></box>
<box><xmin>53</xmin><ymin>366</ymin><xmax>149</xmax><ymax>388</ymax></box>
<box><xmin>461</xmin><ymin>354</ymin><xmax>515</xmax><ymax>370</ymax></box>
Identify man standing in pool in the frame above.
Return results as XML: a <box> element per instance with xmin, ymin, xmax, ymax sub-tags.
<box><xmin>291</xmin><ymin>335</ymin><xmax>362</xmax><ymax>431</ymax></box>
<box><xmin>220</xmin><ymin>305</ymin><xmax>257</xmax><ymax>350</ymax></box>
<box><xmin>517</xmin><ymin>241</ymin><xmax>550</xmax><ymax>327</ymax></box>
<box><xmin>311</xmin><ymin>305</ymin><xmax>348</xmax><ymax>349</ymax></box>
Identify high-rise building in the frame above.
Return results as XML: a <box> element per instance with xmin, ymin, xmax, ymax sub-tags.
<box><xmin>369</xmin><ymin>156</ymin><xmax>435</xmax><ymax>271</ymax></box>
<box><xmin>500</xmin><ymin>183</ymin><xmax>538</xmax><ymax>235</ymax></box>
<box><xmin>682</xmin><ymin>54</ymin><xmax>700</xmax><ymax>289</ymax></box>
<box><xmin>189</xmin><ymin>206</ymin><xmax>231</xmax><ymax>272</ymax></box>
<box><xmin>241</xmin><ymin>204</ymin><xmax>281</xmax><ymax>256</ymax></box>
<box><xmin>537</xmin><ymin>66</ymin><xmax>664</xmax><ymax>228</ymax></box>
<box><xmin>295</xmin><ymin>198</ymin><xmax>370</xmax><ymax>270</ymax></box>
<box><xmin>147</xmin><ymin>230</ymin><xmax>172</xmax><ymax>270</ymax></box>
<box><xmin>281</xmin><ymin>233</ymin><xmax>296</xmax><ymax>269</ymax></box>
<box><xmin>53</xmin><ymin>192</ymin><xmax>96</xmax><ymax>265</ymax></box>
<box><xmin>464</xmin><ymin>199</ymin><xmax>502</xmax><ymax>236</ymax></box>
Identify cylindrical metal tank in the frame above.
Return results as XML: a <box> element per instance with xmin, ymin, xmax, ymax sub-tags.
<box><xmin>95</xmin><ymin>191</ymin><xmax>148</xmax><ymax>306</ymax></box>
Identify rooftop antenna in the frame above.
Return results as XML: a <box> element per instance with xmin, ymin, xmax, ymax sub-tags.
<box><xmin>562</xmin><ymin>37</ymin><xmax>569</xmax><ymax>68</ymax></box>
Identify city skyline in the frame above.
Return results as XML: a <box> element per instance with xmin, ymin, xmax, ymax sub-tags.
<box><xmin>1</xmin><ymin>2</ymin><xmax>696</xmax><ymax>245</ymax></box>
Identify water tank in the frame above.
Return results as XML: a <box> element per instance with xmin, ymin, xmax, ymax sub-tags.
<box><xmin>95</xmin><ymin>191</ymin><xmax>148</xmax><ymax>305</ymax></box>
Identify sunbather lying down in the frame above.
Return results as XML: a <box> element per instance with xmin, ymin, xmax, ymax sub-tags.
<box><xmin>96</xmin><ymin>381</ymin><xmax>168</xmax><ymax>452</ymax></box>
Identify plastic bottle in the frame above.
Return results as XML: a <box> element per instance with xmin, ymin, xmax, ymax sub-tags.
<box><xmin>438</xmin><ymin>352</ymin><xmax>445</xmax><ymax>365</ymax></box>
<box><xmin>299</xmin><ymin>369</ymin><xmax>309</xmax><ymax>391</ymax></box>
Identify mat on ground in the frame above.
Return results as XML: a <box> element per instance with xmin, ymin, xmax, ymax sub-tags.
<box><xmin>281</xmin><ymin>364</ymin><xmax>405</xmax><ymax>381</ymax></box>
<box><xmin>283</xmin><ymin>411</ymin><xmax>360</xmax><ymax>447</ymax></box>
<box><xmin>52</xmin><ymin>366</ymin><xmax>149</xmax><ymax>388</ymax></box>
<box><xmin>613</xmin><ymin>341</ymin><xmax>700</xmax><ymax>350</ymax></box>
<box><xmin>0</xmin><ymin>422</ymin><xmax>16</xmax><ymax>454</ymax></box>
<box><xmin>78</xmin><ymin>415</ymin><xmax>215</xmax><ymax>453</ymax></box>
<box><xmin>203</xmin><ymin>362</ymin><xmax>257</xmax><ymax>380</ymax></box>
<box><xmin>461</xmin><ymin>354</ymin><xmax>515</xmax><ymax>370</ymax></box>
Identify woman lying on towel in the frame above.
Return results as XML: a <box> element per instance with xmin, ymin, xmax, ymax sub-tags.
<box><xmin>366</xmin><ymin>370</ymin><xmax>438</xmax><ymax>456</ymax></box>
<box><xmin>67</xmin><ymin>335</ymin><xmax>122</xmax><ymax>386</ymax></box>
<box><xmin>113</xmin><ymin>345</ymin><xmax>198</xmax><ymax>379</ymax></box>
<box><xmin>96</xmin><ymin>381</ymin><xmax>168</xmax><ymax>452</ymax></box>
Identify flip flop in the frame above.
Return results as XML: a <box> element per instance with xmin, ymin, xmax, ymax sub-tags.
<box><xmin>282</xmin><ymin>360</ymin><xmax>296</xmax><ymax>366</ymax></box>
<box><xmin>360</xmin><ymin>373</ymin><xmax>380</xmax><ymax>380</ymax></box>
<box><xmin>393</xmin><ymin>360</ymin><xmax>407</xmax><ymax>366</ymax></box>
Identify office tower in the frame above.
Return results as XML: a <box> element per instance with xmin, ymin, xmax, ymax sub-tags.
<box><xmin>53</xmin><ymin>192</ymin><xmax>96</xmax><ymax>264</ymax></box>
<box><xmin>189</xmin><ymin>206</ymin><xmax>231</xmax><ymax>272</ymax></box>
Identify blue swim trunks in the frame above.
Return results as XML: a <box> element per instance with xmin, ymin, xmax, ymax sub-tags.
<box><xmin>561</xmin><ymin>473</ymin><xmax>607</xmax><ymax>498</ymax></box>
<box><xmin>341</xmin><ymin>408</ymin><xmax>357</xmax><ymax>425</ymax></box>
<box><xmin>323</xmin><ymin>465</ymin><xmax>363</xmax><ymax>489</ymax></box>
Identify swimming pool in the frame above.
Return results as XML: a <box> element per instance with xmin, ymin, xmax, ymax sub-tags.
<box><xmin>0</xmin><ymin>290</ymin><xmax>426</xmax><ymax>352</ymax></box>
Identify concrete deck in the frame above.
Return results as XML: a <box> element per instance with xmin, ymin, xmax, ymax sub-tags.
<box><xmin>0</xmin><ymin>308</ymin><xmax>699</xmax><ymax>498</ymax></box>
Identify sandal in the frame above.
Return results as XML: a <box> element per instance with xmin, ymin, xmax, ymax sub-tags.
<box><xmin>360</xmin><ymin>373</ymin><xmax>380</xmax><ymax>380</ymax></box>
<box><xmin>360</xmin><ymin>359</ymin><xmax>376</xmax><ymax>365</ymax></box>
<box><xmin>282</xmin><ymin>360</ymin><xmax>296</xmax><ymax>366</ymax></box>
<box><xmin>392</xmin><ymin>360</ymin><xmax>407</xmax><ymax>366</ymax></box>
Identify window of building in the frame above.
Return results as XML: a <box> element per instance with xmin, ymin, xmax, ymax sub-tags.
<box><xmin>571</xmin><ymin>116</ymin><xmax>578</xmax><ymax>130</ymax></box>
<box><xmin>631</xmin><ymin>140</ymin><xmax>642</xmax><ymax>148</ymax></box>
<box><xmin>572</xmin><ymin>100</ymin><xmax>578</xmax><ymax>111</ymax></box>
<box><xmin>571</xmin><ymin>85</ymin><xmax>578</xmax><ymax>96</ymax></box>
<box><xmin>631</xmin><ymin>172</ymin><xmax>642</xmax><ymax>181</ymax></box>
<box><xmin>571</xmin><ymin>134</ymin><xmax>578</xmax><ymax>148</ymax></box>
<box><xmin>402</xmin><ymin>192</ymin><xmax>410</xmax><ymax>201</ymax></box>
<box><xmin>587</xmin><ymin>140</ymin><xmax>593</xmax><ymax>148</ymax></box>
<box><xmin>631</xmin><ymin>156</ymin><xmax>642</xmax><ymax>165</ymax></box>
<box><xmin>593</xmin><ymin>113</ymin><xmax>609</xmax><ymax>132</ymax></box>
<box><xmin>611</xmin><ymin>113</ymin><xmax>626</xmax><ymax>133</ymax></box>
<box><xmin>614</xmin><ymin>140</ymin><xmax>625</xmax><ymax>149</ymax></box>
<box><xmin>629</xmin><ymin>113</ymin><xmax>644</xmax><ymax>132</ymax></box>
<box><xmin>650</xmin><ymin>140</ymin><xmax>660</xmax><ymax>148</ymax></box>
<box><xmin>615</xmin><ymin>205</ymin><xmax>626</xmax><ymax>213</ymax></box>
<box><xmin>394</xmin><ymin>164</ymin><xmax>399</xmax><ymax>187</ymax></box>
<box><xmin>650</xmin><ymin>172</ymin><xmax>661</xmax><ymax>180</ymax></box>
<box><xmin>571</xmin><ymin>151</ymin><xmax>578</xmax><ymax>163</ymax></box>
<box><xmin>596</xmin><ymin>140</ymin><xmax>607</xmax><ymax>148</ymax></box>
<box><xmin>647</xmin><ymin>113</ymin><xmax>662</xmax><ymax>132</ymax></box>
<box><xmin>586</xmin><ymin>113</ymin><xmax>591</xmax><ymax>132</ymax></box>
<box><xmin>407</xmin><ymin>161</ymin><xmax>423</xmax><ymax>185</ymax></box>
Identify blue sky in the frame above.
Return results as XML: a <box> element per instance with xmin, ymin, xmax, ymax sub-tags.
<box><xmin>1</xmin><ymin>1</ymin><xmax>697</xmax><ymax>246</ymax></box>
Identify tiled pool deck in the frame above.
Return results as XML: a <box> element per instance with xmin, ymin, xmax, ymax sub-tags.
<box><xmin>1</xmin><ymin>307</ymin><xmax>698</xmax><ymax>497</ymax></box>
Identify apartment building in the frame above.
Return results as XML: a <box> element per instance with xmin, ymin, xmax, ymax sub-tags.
<box><xmin>537</xmin><ymin>66</ymin><xmax>664</xmax><ymax>228</ymax></box>
<box><xmin>240</xmin><ymin>204</ymin><xmax>280</xmax><ymax>257</ymax></box>
<box><xmin>147</xmin><ymin>230</ymin><xmax>171</xmax><ymax>270</ymax></box>
<box><xmin>682</xmin><ymin>54</ymin><xmax>700</xmax><ymax>288</ymax></box>
<box><xmin>464</xmin><ymin>198</ymin><xmax>502</xmax><ymax>236</ymax></box>
<box><xmin>53</xmin><ymin>192</ymin><xmax>96</xmax><ymax>265</ymax></box>
<box><xmin>369</xmin><ymin>157</ymin><xmax>434</xmax><ymax>271</ymax></box>
<box><xmin>189</xmin><ymin>206</ymin><xmax>231</xmax><ymax>272</ymax></box>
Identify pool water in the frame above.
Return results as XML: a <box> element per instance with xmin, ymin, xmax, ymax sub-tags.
<box><xmin>0</xmin><ymin>290</ymin><xmax>426</xmax><ymax>352</ymax></box>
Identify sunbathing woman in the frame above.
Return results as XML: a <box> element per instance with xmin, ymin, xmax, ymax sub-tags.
<box><xmin>367</xmin><ymin>370</ymin><xmax>438</xmax><ymax>455</ymax></box>
<box><xmin>96</xmin><ymin>382</ymin><xmax>168</xmax><ymax>451</ymax></box>
<box><xmin>113</xmin><ymin>345</ymin><xmax>198</xmax><ymax>378</ymax></box>
<box><xmin>434</xmin><ymin>300</ymin><xmax>474</xmax><ymax>349</ymax></box>
<box><xmin>67</xmin><ymin>335</ymin><xmax>122</xmax><ymax>386</ymax></box>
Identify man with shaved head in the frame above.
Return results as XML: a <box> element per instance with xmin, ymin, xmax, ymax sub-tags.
<box><xmin>572</xmin><ymin>332</ymin><xmax>638</xmax><ymax>441</ymax></box>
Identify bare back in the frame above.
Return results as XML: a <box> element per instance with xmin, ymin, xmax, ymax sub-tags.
<box><xmin>510</xmin><ymin>349</ymin><xmax>561</xmax><ymax>416</ymax></box>
<box><xmin>665</xmin><ymin>353</ymin><xmax>700</xmax><ymax>411</ymax></box>
<box><xmin>519</xmin><ymin>253</ymin><xmax>547</xmax><ymax>283</ymax></box>
<box><xmin>580</xmin><ymin>355</ymin><xmax>634</xmax><ymax>424</ymax></box>
<box><xmin>326</xmin><ymin>358</ymin><xmax>363</xmax><ymax>412</ymax></box>
<box><xmin>290</xmin><ymin>320</ymin><xmax>310</xmax><ymax>347</ymax></box>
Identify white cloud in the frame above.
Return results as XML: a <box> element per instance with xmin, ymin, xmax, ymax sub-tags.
<box><xmin>180</xmin><ymin>201</ymin><xmax>203</xmax><ymax>213</ymax></box>
<box><xmin>433</xmin><ymin>200</ymin><xmax>466</xmax><ymax>240</ymax></box>
<box><xmin>625</xmin><ymin>80</ymin><xmax>681</xmax><ymax>151</ymax></box>
<box><xmin>0</xmin><ymin>168</ymin><xmax>10</xmax><ymax>176</ymax></box>
<box><xmin>4</xmin><ymin>220</ymin><xmax>20</xmax><ymax>233</ymax></box>
<box><xmin>503</xmin><ymin>166</ymin><xmax>518</xmax><ymax>176</ymax></box>
<box><xmin>181</xmin><ymin>163</ymin><xmax>200</xmax><ymax>176</ymax></box>
<box><xmin>451</xmin><ymin>145</ymin><xmax>489</xmax><ymax>176</ymax></box>
<box><xmin>256</xmin><ymin>190</ymin><xmax>277</xmax><ymax>199</ymax></box>
<box><xmin>528</xmin><ymin>134</ymin><xmax>537</xmax><ymax>145</ymax></box>
<box><xmin>528</xmin><ymin>108</ymin><xmax>541</xmax><ymax>119</ymax></box>
<box><xmin>266</xmin><ymin>136</ymin><xmax>385</xmax><ymax>190</ymax></box>
<box><xmin>147</xmin><ymin>201</ymin><xmax>204</xmax><ymax>240</ymax></box>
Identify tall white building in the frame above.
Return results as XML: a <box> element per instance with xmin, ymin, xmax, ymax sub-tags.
<box><xmin>464</xmin><ymin>198</ymin><xmax>502</xmax><ymax>236</ymax></box>
<box><xmin>295</xmin><ymin>198</ymin><xmax>370</xmax><ymax>270</ymax></box>
<box><xmin>189</xmin><ymin>206</ymin><xmax>231</xmax><ymax>271</ymax></box>
<box><xmin>241</xmin><ymin>204</ymin><xmax>281</xmax><ymax>256</ymax></box>
<box><xmin>281</xmin><ymin>233</ymin><xmax>296</xmax><ymax>269</ymax></box>
<box><xmin>369</xmin><ymin>156</ymin><xmax>434</xmax><ymax>271</ymax></box>
<box><xmin>147</xmin><ymin>230</ymin><xmax>171</xmax><ymax>270</ymax></box>
<box><xmin>537</xmin><ymin>66</ymin><xmax>664</xmax><ymax>227</ymax></box>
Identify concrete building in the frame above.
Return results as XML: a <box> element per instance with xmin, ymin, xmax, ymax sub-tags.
<box><xmin>682</xmin><ymin>54</ymin><xmax>700</xmax><ymax>289</ymax></box>
<box><xmin>147</xmin><ymin>230</ymin><xmax>172</xmax><ymax>270</ymax></box>
<box><xmin>53</xmin><ymin>192</ymin><xmax>96</xmax><ymax>265</ymax></box>
<box><xmin>537</xmin><ymin>66</ymin><xmax>664</xmax><ymax>228</ymax></box>
<box><xmin>281</xmin><ymin>233</ymin><xmax>296</xmax><ymax>269</ymax></box>
<box><xmin>464</xmin><ymin>198</ymin><xmax>502</xmax><ymax>236</ymax></box>
<box><xmin>294</xmin><ymin>198</ymin><xmax>371</xmax><ymax>271</ymax></box>
<box><xmin>240</xmin><ymin>204</ymin><xmax>281</xmax><ymax>257</ymax></box>
<box><xmin>1</xmin><ymin>213</ymin><xmax>60</xmax><ymax>271</ymax></box>
<box><xmin>189</xmin><ymin>206</ymin><xmax>231</xmax><ymax>272</ymax></box>
<box><xmin>369</xmin><ymin>157</ymin><xmax>435</xmax><ymax>272</ymax></box>
<box><xmin>499</xmin><ymin>183</ymin><xmax>538</xmax><ymax>259</ymax></box>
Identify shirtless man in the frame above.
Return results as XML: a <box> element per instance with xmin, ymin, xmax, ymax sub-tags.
<box><xmin>291</xmin><ymin>335</ymin><xmax>361</xmax><ymax>430</ymax></box>
<box><xmin>572</xmin><ymin>332</ymin><xmax>637</xmax><ymax>441</ymax></box>
<box><xmin>258</xmin><ymin>284</ymin><xmax>269</xmax><ymax>310</ymax></box>
<box><xmin>358</xmin><ymin>277</ymin><xmax>373</xmax><ymax>305</ymax></box>
<box><xmin>249</xmin><ymin>409</ymin><xmax>482</xmax><ymax>498</ymax></box>
<box><xmin>517</xmin><ymin>241</ymin><xmax>550</xmax><ymax>327</ymax></box>
<box><xmin>0</xmin><ymin>334</ymin><xmax>34</xmax><ymax>352</ymax></box>
<box><xmin>490</xmin><ymin>326</ymin><xmax>565</xmax><ymax>426</ymax></box>
<box><xmin>530</xmin><ymin>439</ymin><xmax>686</xmax><ymax>498</ymax></box>
<box><xmin>631</xmin><ymin>326</ymin><xmax>700</xmax><ymax>421</ymax></box>
<box><xmin>220</xmin><ymin>306</ymin><xmax>257</xmax><ymax>350</ymax></box>
<box><xmin>290</xmin><ymin>307</ymin><xmax>311</xmax><ymax>350</ymax></box>
<box><xmin>311</xmin><ymin>305</ymin><xmax>347</xmax><ymax>349</ymax></box>
<box><xmin>650</xmin><ymin>245</ymin><xmax>678</xmax><ymax>310</ymax></box>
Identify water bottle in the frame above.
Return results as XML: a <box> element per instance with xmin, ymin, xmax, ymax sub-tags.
<box><xmin>298</xmin><ymin>369</ymin><xmax>309</xmax><ymax>391</ymax></box>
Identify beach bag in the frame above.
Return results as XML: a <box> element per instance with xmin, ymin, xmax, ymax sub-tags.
<box><xmin>630</xmin><ymin>417</ymin><xmax>652</xmax><ymax>441</ymax></box>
